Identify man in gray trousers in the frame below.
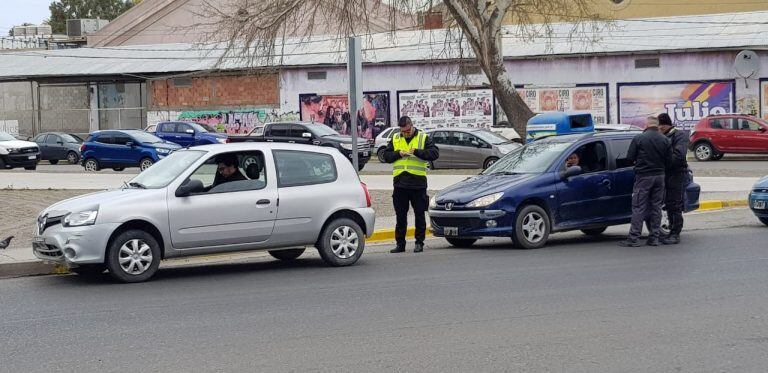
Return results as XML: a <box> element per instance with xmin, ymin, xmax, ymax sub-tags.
<box><xmin>619</xmin><ymin>116</ymin><xmax>671</xmax><ymax>247</ymax></box>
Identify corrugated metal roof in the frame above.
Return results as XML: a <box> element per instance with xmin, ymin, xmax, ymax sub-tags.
<box><xmin>0</xmin><ymin>11</ymin><xmax>766</xmax><ymax>79</ymax></box>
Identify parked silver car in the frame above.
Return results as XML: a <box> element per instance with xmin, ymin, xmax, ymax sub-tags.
<box><xmin>33</xmin><ymin>142</ymin><xmax>376</xmax><ymax>282</ymax></box>
<box><xmin>427</xmin><ymin>128</ymin><xmax>521</xmax><ymax>169</ymax></box>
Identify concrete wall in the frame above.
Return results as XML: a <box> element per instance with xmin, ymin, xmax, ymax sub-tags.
<box><xmin>280</xmin><ymin>50</ymin><xmax>768</xmax><ymax>127</ymax></box>
<box><xmin>0</xmin><ymin>81</ymin><xmax>35</xmax><ymax>136</ymax></box>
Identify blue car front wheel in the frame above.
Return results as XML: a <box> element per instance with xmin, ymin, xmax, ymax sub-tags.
<box><xmin>513</xmin><ymin>205</ymin><xmax>550</xmax><ymax>250</ymax></box>
<box><xmin>760</xmin><ymin>217</ymin><xmax>768</xmax><ymax>226</ymax></box>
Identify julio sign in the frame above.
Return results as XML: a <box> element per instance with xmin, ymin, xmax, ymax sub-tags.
<box><xmin>618</xmin><ymin>81</ymin><xmax>735</xmax><ymax>131</ymax></box>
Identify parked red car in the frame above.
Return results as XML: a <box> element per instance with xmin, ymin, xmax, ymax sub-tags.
<box><xmin>689</xmin><ymin>114</ymin><xmax>768</xmax><ymax>161</ymax></box>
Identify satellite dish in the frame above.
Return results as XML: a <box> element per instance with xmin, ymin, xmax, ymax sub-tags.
<box><xmin>735</xmin><ymin>50</ymin><xmax>760</xmax><ymax>79</ymax></box>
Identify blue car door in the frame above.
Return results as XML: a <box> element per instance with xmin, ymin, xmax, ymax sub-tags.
<box><xmin>155</xmin><ymin>123</ymin><xmax>173</xmax><ymax>143</ymax></box>
<box><xmin>607</xmin><ymin>137</ymin><xmax>636</xmax><ymax>219</ymax></box>
<box><xmin>174</xmin><ymin>122</ymin><xmax>196</xmax><ymax>147</ymax></box>
<box><xmin>555</xmin><ymin>140</ymin><xmax>613</xmax><ymax>227</ymax></box>
<box><xmin>111</xmin><ymin>133</ymin><xmax>138</xmax><ymax>165</ymax></box>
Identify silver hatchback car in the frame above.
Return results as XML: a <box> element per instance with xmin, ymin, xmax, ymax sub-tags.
<box><xmin>33</xmin><ymin>142</ymin><xmax>376</xmax><ymax>282</ymax></box>
<box><xmin>427</xmin><ymin>128</ymin><xmax>521</xmax><ymax>169</ymax></box>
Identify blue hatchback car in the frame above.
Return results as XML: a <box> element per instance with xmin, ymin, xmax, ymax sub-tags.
<box><xmin>748</xmin><ymin>176</ymin><xmax>768</xmax><ymax>226</ymax></box>
<box><xmin>81</xmin><ymin>130</ymin><xmax>181</xmax><ymax>172</ymax></box>
<box><xmin>429</xmin><ymin>131</ymin><xmax>701</xmax><ymax>249</ymax></box>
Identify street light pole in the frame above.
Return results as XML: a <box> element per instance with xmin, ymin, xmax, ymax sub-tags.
<box><xmin>347</xmin><ymin>36</ymin><xmax>362</xmax><ymax>173</ymax></box>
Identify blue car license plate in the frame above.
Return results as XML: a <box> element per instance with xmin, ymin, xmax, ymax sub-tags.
<box><xmin>754</xmin><ymin>200</ymin><xmax>766</xmax><ymax>210</ymax></box>
<box><xmin>444</xmin><ymin>227</ymin><xmax>458</xmax><ymax>236</ymax></box>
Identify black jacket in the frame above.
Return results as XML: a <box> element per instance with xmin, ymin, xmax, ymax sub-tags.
<box><xmin>627</xmin><ymin>127</ymin><xmax>671</xmax><ymax>177</ymax></box>
<box><xmin>665</xmin><ymin>127</ymin><xmax>689</xmax><ymax>172</ymax></box>
<box><xmin>382</xmin><ymin>129</ymin><xmax>440</xmax><ymax>189</ymax></box>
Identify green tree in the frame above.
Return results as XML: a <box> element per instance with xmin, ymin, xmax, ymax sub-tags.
<box><xmin>47</xmin><ymin>0</ymin><xmax>134</xmax><ymax>34</ymax></box>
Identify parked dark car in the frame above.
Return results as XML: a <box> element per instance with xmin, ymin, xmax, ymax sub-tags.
<box><xmin>80</xmin><ymin>129</ymin><xmax>182</xmax><ymax>172</ymax></box>
<box><xmin>32</xmin><ymin>132</ymin><xmax>83</xmax><ymax>164</ymax></box>
<box><xmin>229</xmin><ymin>122</ymin><xmax>371</xmax><ymax>170</ymax></box>
<box><xmin>749</xmin><ymin>175</ymin><xmax>768</xmax><ymax>226</ymax></box>
<box><xmin>429</xmin><ymin>131</ymin><xmax>701</xmax><ymax>249</ymax></box>
<box><xmin>153</xmin><ymin>121</ymin><xmax>228</xmax><ymax>147</ymax></box>
<box><xmin>689</xmin><ymin>114</ymin><xmax>768</xmax><ymax>161</ymax></box>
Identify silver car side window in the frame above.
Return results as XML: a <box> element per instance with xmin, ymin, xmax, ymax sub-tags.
<box><xmin>187</xmin><ymin>151</ymin><xmax>268</xmax><ymax>194</ymax></box>
<box><xmin>273</xmin><ymin>150</ymin><xmax>337</xmax><ymax>188</ymax></box>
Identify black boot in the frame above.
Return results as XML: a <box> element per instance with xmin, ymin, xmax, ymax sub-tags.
<box><xmin>646</xmin><ymin>237</ymin><xmax>661</xmax><ymax>246</ymax></box>
<box><xmin>414</xmin><ymin>243</ymin><xmax>424</xmax><ymax>253</ymax></box>
<box><xmin>662</xmin><ymin>235</ymin><xmax>680</xmax><ymax>245</ymax></box>
<box><xmin>618</xmin><ymin>238</ymin><xmax>642</xmax><ymax>247</ymax></box>
<box><xmin>390</xmin><ymin>244</ymin><xmax>405</xmax><ymax>253</ymax></box>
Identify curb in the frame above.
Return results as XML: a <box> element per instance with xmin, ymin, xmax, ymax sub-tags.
<box><xmin>0</xmin><ymin>198</ymin><xmax>750</xmax><ymax>279</ymax></box>
<box><xmin>697</xmin><ymin>199</ymin><xmax>748</xmax><ymax>211</ymax></box>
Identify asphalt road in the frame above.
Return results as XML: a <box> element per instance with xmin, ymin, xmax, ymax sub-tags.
<box><xmin>2</xmin><ymin>209</ymin><xmax>767</xmax><ymax>372</ymax></box>
<box><xmin>11</xmin><ymin>157</ymin><xmax>768</xmax><ymax>177</ymax></box>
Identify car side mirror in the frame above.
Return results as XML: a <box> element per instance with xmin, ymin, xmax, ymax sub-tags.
<box><xmin>185</xmin><ymin>129</ymin><xmax>195</xmax><ymax>134</ymax></box>
<box><xmin>175</xmin><ymin>179</ymin><xmax>204</xmax><ymax>197</ymax></box>
<box><xmin>563</xmin><ymin>166</ymin><xmax>583</xmax><ymax>179</ymax></box>
<box><xmin>302</xmin><ymin>132</ymin><xmax>312</xmax><ymax>138</ymax></box>
<box><xmin>471</xmin><ymin>140</ymin><xmax>481</xmax><ymax>147</ymax></box>
<box><xmin>125</xmin><ymin>141</ymin><xmax>135</xmax><ymax>147</ymax></box>
<box><xmin>760</xmin><ymin>127</ymin><xmax>767</xmax><ymax>133</ymax></box>
<box><xmin>57</xmin><ymin>141</ymin><xmax>64</xmax><ymax>145</ymax></box>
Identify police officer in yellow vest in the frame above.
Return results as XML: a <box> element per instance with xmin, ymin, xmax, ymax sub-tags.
<box><xmin>382</xmin><ymin>116</ymin><xmax>440</xmax><ymax>253</ymax></box>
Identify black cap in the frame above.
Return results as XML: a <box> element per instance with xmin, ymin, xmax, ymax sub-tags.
<box><xmin>658</xmin><ymin>113</ymin><xmax>673</xmax><ymax>126</ymax></box>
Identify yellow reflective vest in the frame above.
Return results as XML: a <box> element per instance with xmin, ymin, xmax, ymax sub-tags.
<box><xmin>392</xmin><ymin>132</ymin><xmax>428</xmax><ymax>177</ymax></box>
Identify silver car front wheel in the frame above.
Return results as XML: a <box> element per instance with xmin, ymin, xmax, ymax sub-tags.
<box><xmin>106</xmin><ymin>229</ymin><xmax>161</xmax><ymax>283</ymax></box>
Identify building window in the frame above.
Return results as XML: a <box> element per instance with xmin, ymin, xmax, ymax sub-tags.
<box><xmin>307</xmin><ymin>71</ymin><xmax>327</xmax><ymax>80</ymax></box>
<box><xmin>458</xmin><ymin>64</ymin><xmax>482</xmax><ymax>76</ymax></box>
<box><xmin>635</xmin><ymin>58</ymin><xmax>660</xmax><ymax>69</ymax></box>
<box><xmin>172</xmin><ymin>77</ymin><xmax>192</xmax><ymax>87</ymax></box>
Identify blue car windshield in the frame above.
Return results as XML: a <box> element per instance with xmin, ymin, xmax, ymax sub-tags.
<box><xmin>126</xmin><ymin>150</ymin><xmax>206</xmax><ymax>189</ymax></box>
<box><xmin>129</xmin><ymin>131</ymin><xmax>165</xmax><ymax>144</ymax></box>
<box><xmin>483</xmin><ymin>141</ymin><xmax>574</xmax><ymax>174</ymax></box>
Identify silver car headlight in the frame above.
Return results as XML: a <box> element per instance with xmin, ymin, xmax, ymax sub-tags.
<box><xmin>5</xmin><ymin>147</ymin><xmax>19</xmax><ymax>154</ymax></box>
<box><xmin>63</xmin><ymin>210</ymin><xmax>98</xmax><ymax>227</ymax></box>
<box><xmin>466</xmin><ymin>192</ymin><xmax>504</xmax><ymax>208</ymax></box>
<box><xmin>340</xmin><ymin>143</ymin><xmax>354</xmax><ymax>150</ymax></box>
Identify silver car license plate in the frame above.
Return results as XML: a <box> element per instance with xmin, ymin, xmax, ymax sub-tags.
<box><xmin>754</xmin><ymin>200</ymin><xmax>766</xmax><ymax>209</ymax></box>
<box><xmin>444</xmin><ymin>227</ymin><xmax>458</xmax><ymax>236</ymax></box>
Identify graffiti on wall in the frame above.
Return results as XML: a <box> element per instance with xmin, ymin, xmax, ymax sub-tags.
<box><xmin>147</xmin><ymin>109</ymin><xmax>300</xmax><ymax>134</ymax></box>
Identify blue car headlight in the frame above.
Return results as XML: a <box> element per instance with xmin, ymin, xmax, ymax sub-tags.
<box><xmin>155</xmin><ymin>148</ymin><xmax>171</xmax><ymax>154</ymax></box>
<box><xmin>466</xmin><ymin>192</ymin><xmax>504</xmax><ymax>208</ymax></box>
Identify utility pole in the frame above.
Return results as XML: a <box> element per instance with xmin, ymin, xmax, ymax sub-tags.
<box><xmin>347</xmin><ymin>37</ymin><xmax>362</xmax><ymax>172</ymax></box>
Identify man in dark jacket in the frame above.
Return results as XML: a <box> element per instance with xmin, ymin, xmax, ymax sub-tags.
<box><xmin>658</xmin><ymin>113</ymin><xmax>689</xmax><ymax>244</ymax></box>
<box><xmin>619</xmin><ymin>116</ymin><xmax>671</xmax><ymax>247</ymax></box>
<box><xmin>382</xmin><ymin>116</ymin><xmax>440</xmax><ymax>253</ymax></box>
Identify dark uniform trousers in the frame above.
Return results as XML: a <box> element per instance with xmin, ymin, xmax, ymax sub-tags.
<box><xmin>630</xmin><ymin>174</ymin><xmax>665</xmax><ymax>240</ymax></box>
<box><xmin>665</xmin><ymin>170</ymin><xmax>687</xmax><ymax>236</ymax></box>
<box><xmin>393</xmin><ymin>187</ymin><xmax>428</xmax><ymax>246</ymax></box>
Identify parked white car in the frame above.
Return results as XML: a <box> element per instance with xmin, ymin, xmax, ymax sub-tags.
<box><xmin>0</xmin><ymin>131</ymin><xmax>40</xmax><ymax>170</ymax></box>
<box><xmin>34</xmin><ymin>142</ymin><xmax>376</xmax><ymax>283</ymax></box>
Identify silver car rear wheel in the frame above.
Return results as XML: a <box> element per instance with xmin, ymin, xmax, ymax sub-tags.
<box><xmin>330</xmin><ymin>226</ymin><xmax>359</xmax><ymax>259</ymax></box>
<box><xmin>317</xmin><ymin>218</ymin><xmax>364</xmax><ymax>266</ymax></box>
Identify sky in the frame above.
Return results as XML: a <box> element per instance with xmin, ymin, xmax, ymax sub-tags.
<box><xmin>0</xmin><ymin>0</ymin><xmax>53</xmax><ymax>33</ymax></box>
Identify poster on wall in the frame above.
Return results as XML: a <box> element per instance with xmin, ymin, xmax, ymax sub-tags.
<box><xmin>397</xmin><ymin>88</ymin><xmax>494</xmax><ymax>130</ymax></box>
<box><xmin>761</xmin><ymin>79</ymin><xmax>768</xmax><ymax>120</ymax></box>
<box><xmin>299</xmin><ymin>92</ymin><xmax>390</xmax><ymax>140</ymax></box>
<box><xmin>618</xmin><ymin>81</ymin><xmax>735</xmax><ymax>131</ymax></box>
<box><xmin>511</xmin><ymin>85</ymin><xmax>609</xmax><ymax>125</ymax></box>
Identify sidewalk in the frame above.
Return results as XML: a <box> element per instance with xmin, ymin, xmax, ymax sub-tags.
<box><xmin>0</xmin><ymin>171</ymin><xmax>761</xmax><ymax>192</ymax></box>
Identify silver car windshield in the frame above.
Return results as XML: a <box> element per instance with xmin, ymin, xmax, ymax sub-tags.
<box><xmin>483</xmin><ymin>141</ymin><xmax>573</xmax><ymax>174</ymax></box>
<box><xmin>474</xmin><ymin>130</ymin><xmax>511</xmax><ymax>145</ymax></box>
<box><xmin>126</xmin><ymin>150</ymin><xmax>206</xmax><ymax>189</ymax></box>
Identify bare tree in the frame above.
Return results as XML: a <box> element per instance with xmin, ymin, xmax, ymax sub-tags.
<box><xmin>201</xmin><ymin>0</ymin><xmax>605</xmax><ymax>138</ymax></box>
